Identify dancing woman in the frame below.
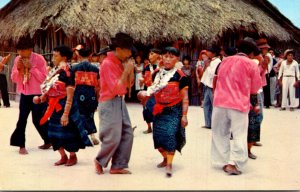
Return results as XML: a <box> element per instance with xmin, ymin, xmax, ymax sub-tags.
<box><xmin>138</xmin><ymin>47</ymin><xmax>189</xmax><ymax>177</ymax></box>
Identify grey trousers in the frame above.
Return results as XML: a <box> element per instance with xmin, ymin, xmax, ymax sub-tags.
<box><xmin>270</xmin><ymin>76</ymin><xmax>277</xmax><ymax>105</ymax></box>
<box><xmin>211</xmin><ymin>107</ymin><xmax>248</xmax><ymax>169</ymax></box>
<box><xmin>95</xmin><ymin>96</ymin><xmax>133</xmax><ymax>169</ymax></box>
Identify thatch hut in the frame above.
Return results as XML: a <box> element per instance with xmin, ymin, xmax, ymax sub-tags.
<box><xmin>0</xmin><ymin>0</ymin><xmax>299</xmax><ymax>49</ymax></box>
<box><xmin>0</xmin><ymin>0</ymin><xmax>299</xmax><ymax>96</ymax></box>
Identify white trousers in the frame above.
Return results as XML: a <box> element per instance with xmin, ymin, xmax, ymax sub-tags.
<box><xmin>211</xmin><ymin>107</ymin><xmax>248</xmax><ymax>169</ymax></box>
<box><xmin>281</xmin><ymin>77</ymin><xmax>299</xmax><ymax>108</ymax></box>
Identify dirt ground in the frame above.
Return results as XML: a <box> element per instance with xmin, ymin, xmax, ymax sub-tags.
<box><xmin>0</xmin><ymin>101</ymin><xmax>299</xmax><ymax>190</ymax></box>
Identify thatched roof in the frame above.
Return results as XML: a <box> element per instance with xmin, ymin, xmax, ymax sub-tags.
<box><xmin>0</xmin><ymin>0</ymin><xmax>298</xmax><ymax>43</ymax></box>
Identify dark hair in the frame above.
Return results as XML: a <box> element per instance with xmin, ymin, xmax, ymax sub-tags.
<box><xmin>237</xmin><ymin>40</ymin><xmax>258</xmax><ymax>55</ymax></box>
<box><xmin>207</xmin><ymin>45</ymin><xmax>221</xmax><ymax>56</ymax></box>
<box><xmin>16</xmin><ymin>36</ymin><xmax>34</xmax><ymax>50</ymax></box>
<box><xmin>53</xmin><ymin>45</ymin><xmax>73</xmax><ymax>61</ymax></box>
<box><xmin>182</xmin><ymin>55</ymin><xmax>191</xmax><ymax>62</ymax></box>
<box><xmin>162</xmin><ymin>47</ymin><xmax>180</xmax><ymax>57</ymax></box>
<box><xmin>78</xmin><ymin>47</ymin><xmax>92</xmax><ymax>57</ymax></box>
<box><xmin>224</xmin><ymin>47</ymin><xmax>237</xmax><ymax>56</ymax></box>
<box><xmin>110</xmin><ymin>32</ymin><xmax>134</xmax><ymax>50</ymax></box>
<box><xmin>149</xmin><ymin>48</ymin><xmax>161</xmax><ymax>54</ymax></box>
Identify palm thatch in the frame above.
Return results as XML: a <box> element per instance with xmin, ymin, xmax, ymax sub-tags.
<box><xmin>0</xmin><ymin>0</ymin><xmax>298</xmax><ymax>44</ymax></box>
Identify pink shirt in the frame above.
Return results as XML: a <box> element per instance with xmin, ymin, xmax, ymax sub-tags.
<box><xmin>11</xmin><ymin>52</ymin><xmax>47</xmax><ymax>95</ymax></box>
<box><xmin>99</xmin><ymin>52</ymin><xmax>127</xmax><ymax>102</ymax></box>
<box><xmin>213</xmin><ymin>53</ymin><xmax>261</xmax><ymax>113</ymax></box>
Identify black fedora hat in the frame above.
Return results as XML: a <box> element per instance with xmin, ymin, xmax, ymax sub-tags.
<box><xmin>96</xmin><ymin>46</ymin><xmax>111</xmax><ymax>56</ymax></box>
<box><xmin>110</xmin><ymin>32</ymin><xmax>134</xmax><ymax>50</ymax></box>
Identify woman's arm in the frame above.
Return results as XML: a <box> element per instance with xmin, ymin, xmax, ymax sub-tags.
<box><xmin>180</xmin><ymin>87</ymin><xmax>189</xmax><ymax>128</ymax></box>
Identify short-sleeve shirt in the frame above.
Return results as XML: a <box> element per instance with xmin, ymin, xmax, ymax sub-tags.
<box><xmin>99</xmin><ymin>52</ymin><xmax>127</xmax><ymax>102</ymax></box>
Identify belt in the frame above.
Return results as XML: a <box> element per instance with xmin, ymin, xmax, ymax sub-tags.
<box><xmin>283</xmin><ymin>75</ymin><xmax>295</xmax><ymax>77</ymax></box>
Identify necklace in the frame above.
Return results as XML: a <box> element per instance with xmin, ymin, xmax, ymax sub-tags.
<box><xmin>146</xmin><ymin>68</ymin><xmax>177</xmax><ymax>96</ymax></box>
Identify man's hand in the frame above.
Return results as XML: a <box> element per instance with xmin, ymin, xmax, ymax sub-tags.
<box><xmin>21</xmin><ymin>58</ymin><xmax>31</xmax><ymax>69</ymax></box>
<box><xmin>2</xmin><ymin>54</ymin><xmax>11</xmax><ymax>65</ymax></box>
<box><xmin>137</xmin><ymin>90</ymin><xmax>149</xmax><ymax>106</ymax></box>
<box><xmin>124</xmin><ymin>58</ymin><xmax>134</xmax><ymax>74</ymax></box>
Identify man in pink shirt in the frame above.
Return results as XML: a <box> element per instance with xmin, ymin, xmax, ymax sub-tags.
<box><xmin>10</xmin><ymin>37</ymin><xmax>51</xmax><ymax>155</ymax></box>
<box><xmin>211</xmin><ymin>40</ymin><xmax>261</xmax><ymax>175</ymax></box>
<box><xmin>94</xmin><ymin>32</ymin><xmax>134</xmax><ymax>174</ymax></box>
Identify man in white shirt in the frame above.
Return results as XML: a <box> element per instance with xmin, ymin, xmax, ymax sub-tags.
<box><xmin>278</xmin><ymin>49</ymin><xmax>299</xmax><ymax>111</ymax></box>
<box><xmin>200</xmin><ymin>45</ymin><xmax>221</xmax><ymax>129</ymax></box>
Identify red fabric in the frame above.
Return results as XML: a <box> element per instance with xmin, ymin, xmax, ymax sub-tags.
<box><xmin>40</xmin><ymin>96</ymin><xmax>65</xmax><ymax>125</ymax></box>
<box><xmin>144</xmin><ymin>71</ymin><xmax>152</xmax><ymax>87</ymax></box>
<box><xmin>154</xmin><ymin>82</ymin><xmax>181</xmax><ymax>104</ymax></box>
<box><xmin>153</xmin><ymin>82</ymin><xmax>183</xmax><ymax>115</ymax></box>
<box><xmin>47</xmin><ymin>81</ymin><xmax>67</xmax><ymax>97</ymax></box>
<box><xmin>153</xmin><ymin>97</ymin><xmax>182</xmax><ymax>115</ymax></box>
<box><xmin>176</xmin><ymin>69</ymin><xmax>185</xmax><ymax>79</ymax></box>
<box><xmin>75</xmin><ymin>71</ymin><xmax>98</xmax><ymax>87</ymax></box>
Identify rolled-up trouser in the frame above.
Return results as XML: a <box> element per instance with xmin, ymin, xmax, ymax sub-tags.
<box><xmin>95</xmin><ymin>96</ymin><xmax>133</xmax><ymax>169</ymax></box>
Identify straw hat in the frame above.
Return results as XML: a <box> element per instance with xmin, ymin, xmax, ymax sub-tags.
<box><xmin>283</xmin><ymin>49</ymin><xmax>295</xmax><ymax>59</ymax></box>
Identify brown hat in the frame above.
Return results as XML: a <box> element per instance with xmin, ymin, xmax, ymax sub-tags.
<box><xmin>256</xmin><ymin>38</ymin><xmax>270</xmax><ymax>49</ymax></box>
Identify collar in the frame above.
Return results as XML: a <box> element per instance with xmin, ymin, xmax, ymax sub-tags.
<box><xmin>236</xmin><ymin>53</ymin><xmax>248</xmax><ymax>57</ymax></box>
<box><xmin>107</xmin><ymin>51</ymin><xmax>122</xmax><ymax>66</ymax></box>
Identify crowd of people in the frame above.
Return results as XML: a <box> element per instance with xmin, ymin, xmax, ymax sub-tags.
<box><xmin>2</xmin><ymin>32</ymin><xmax>299</xmax><ymax>178</ymax></box>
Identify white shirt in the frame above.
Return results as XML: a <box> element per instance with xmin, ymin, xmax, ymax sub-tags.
<box><xmin>278</xmin><ymin>60</ymin><xmax>299</xmax><ymax>80</ymax></box>
<box><xmin>265</xmin><ymin>53</ymin><xmax>273</xmax><ymax>73</ymax></box>
<box><xmin>175</xmin><ymin>61</ymin><xmax>183</xmax><ymax>69</ymax></box>
<box><xmin>201</xmin><ymin>57</ymin><xmax>221</xmax><ymax>88</ymax></box>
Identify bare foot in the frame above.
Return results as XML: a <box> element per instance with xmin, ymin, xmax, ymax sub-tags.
<box><xmin>65</xmin><ymin>154</ymin><xmax>77</xmax><ymax>166</ymax></box>
<box><xmin>94</xmin><ymin>159</ymin><xmax>104</xmax><ymax>174</ymax></box>
<box><xmin>19</xmin><ymin>147</ymin><xmax>28</xmax><ymax>155</ymax></box>
<box><xmin>157</xmin><ymin>159</ymin><xmax>167</xmax><ymax>168</ymax></box>
<box><xmin>92</xmin><ymin>137</ymin><xmax>100</xmax><ymax>145</ymax></box>
<box><xmin>54</xmin><ymin>155</ymin><xmax>68</xmax><ymax>166</ymax></box>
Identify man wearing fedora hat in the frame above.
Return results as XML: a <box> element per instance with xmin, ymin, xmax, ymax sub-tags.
<box><xmin>257</xmin><ymin>39</ymin><xmax>273</xmax><ymax>108</ymax></box>
<box><xmin>97</xmin><ymin>46</ymin><xmax>111</xmax><ymax>65</ymax></box>
<box><xmin>278</xmin><ymin>49</ymin><xmax>299</xmax><ymax>111</ymax></box>
<box><xmin>94</xmin><ymin>32</ymin><xmax>134</xmax><ymax>174</ymax></box>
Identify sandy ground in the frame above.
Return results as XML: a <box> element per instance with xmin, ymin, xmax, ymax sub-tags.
<box><xmin>0</xmin><ymin>100</ymin><xmax>299</xmax><ymax>190</ymax></box>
